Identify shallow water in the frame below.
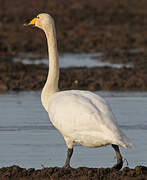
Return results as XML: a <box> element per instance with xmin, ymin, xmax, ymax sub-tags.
<box><xmin>0</xmin><ymin>91</ymin><xmax>147</xmax><ymax>169</ymax></box>
<box><xmin>13</xmin><ymin>53</ymin><xmax>133</xmax><ymax>68</ymax></box>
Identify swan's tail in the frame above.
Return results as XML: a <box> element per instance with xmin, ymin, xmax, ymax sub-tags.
<box><xmin>118</xmin><ymin>139</ymin><xmax>132</xmax><ymax>149</ymax></box>
<box><xmin>116</xmin><ymin>130</ymin><xmax>132</xmax><ymax>149</ymax></box>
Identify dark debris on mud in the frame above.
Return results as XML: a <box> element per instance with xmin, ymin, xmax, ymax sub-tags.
<box><xmin>0</xmin><ymin>165</ymin><xmax>147</xmax><ymax>180</ymax></box>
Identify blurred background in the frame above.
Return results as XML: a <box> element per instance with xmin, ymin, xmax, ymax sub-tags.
<box><xmin>0</xmin><ymin>0</ymin><xmax>147</xmax><ymax>62</ymax></box>
<box><xmin>0</xmin><ymin>0</ymin><xmax>147</xmax><ymax>92</ymax></box>
<box><xmin>0</xmin><ymin>0</ymin><xmax>147</xmax><ymax>91</ymax></box>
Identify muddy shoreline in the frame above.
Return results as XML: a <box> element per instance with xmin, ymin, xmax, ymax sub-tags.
<box><xmin>0</xmin><ymin>0</ymin><xmax>147</xmax><ymax>67</ymax></box>
<box><xmin>0</xmin><ymin>0</ymin><xmax>147</xmax><ymax>92</ymax></box>
<box><xmin>0</xmin><ymin>165</ymin><xmax>147</xmax><ymax>180</ymax></box>
<box><xmin>0</xmin><ymin>61</ymin><xmax>147</xmax><ymax>92</ymax></box>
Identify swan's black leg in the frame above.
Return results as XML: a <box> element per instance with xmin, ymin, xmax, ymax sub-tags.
<box><xmin>112</xmin><ymin>144</ymin><xmax>123</xmax><ymax>170</ymax></box>
<box><xmin>63</xmin><ymin>148</ymin><xmax>73</xmax><ymax>168</ymax></box>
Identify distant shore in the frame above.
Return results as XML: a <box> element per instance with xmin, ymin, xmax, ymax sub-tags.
<box><xmin>0</xmin><ymin>61</ymin><xmax>146</xmax><ymax>92</ymax></box>
<box><xmin>0</xmin><ymin>0</ymin><xmax>147</xmax><ymax>67</ymax></box>
<box><xmin>0</xmin><ymin>0</ymin><xmax>147</xmax><ymax>92</ymax></box>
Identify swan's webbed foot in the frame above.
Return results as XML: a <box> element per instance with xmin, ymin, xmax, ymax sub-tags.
<box><xmin>112</xmin><ymin>144</ymin><xmax>123</xmax><ymax>171</ymax></box>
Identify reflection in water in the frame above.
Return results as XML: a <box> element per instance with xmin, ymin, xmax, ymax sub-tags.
<box><xmin>0</xmin><ymin>91</ymin><xmax>147</xmax><ymax>169</ymax></box>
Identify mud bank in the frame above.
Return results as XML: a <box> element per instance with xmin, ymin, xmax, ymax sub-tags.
<box><xmin>0</xmin><ymin>62</ymin><xmax>147</xmax><ymax>92</ymax></box>
<box><xmin>0</xmin><ymin>165</ymin><xmax>147</xmax><ymax>180</ymax></box>
<box><xmin>0</xmin><ymin>0</ymin><xmax>147</xmax><ymax>66</ymax></box>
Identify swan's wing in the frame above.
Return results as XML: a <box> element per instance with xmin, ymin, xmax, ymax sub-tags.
<box><xmin>49</xmin><ymin>90</ymin><xmax>117</xmax><ymax>132</ymax></box>
<box><xmin>74</xmin><ymin>91</ymin><xmax>132</xmax><ymax>148</ymax></box>
<box><xmin>48</xmin><ymin>90</ymin><xmax>132</xmax><ymax>148</ymax></box>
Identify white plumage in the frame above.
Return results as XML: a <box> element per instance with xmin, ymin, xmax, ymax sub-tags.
<box><xmin>28</xmin><ymin>13</ymin><xmax>132</xmax><ymax>169</ymax></box>
<box><xmin>48</xmin><ymin>90</ymin><xmax>131</xmax><ymax>149</ymax></box>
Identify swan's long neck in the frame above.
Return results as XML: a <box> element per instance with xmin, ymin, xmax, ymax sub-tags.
<box><xmin>41</xmin><ymin>21</ymin><xmax>59</xmax><ymax>110</ymax></box>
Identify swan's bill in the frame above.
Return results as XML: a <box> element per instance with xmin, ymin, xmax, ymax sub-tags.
<box><xmin>24</xmin><ymin>17</ymin><xmax>37</xmax><ymax>26</ymax></box>
<box><xmin>29</xmin><ymin>18</ymin><xmax>37</xmax><ymax>25</ymax></box>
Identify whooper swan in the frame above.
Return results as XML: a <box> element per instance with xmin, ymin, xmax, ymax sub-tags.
<box><xmin>27</xmin><ymin>13</ymin><xmax>132</xmax><ymax>170</ymax></box>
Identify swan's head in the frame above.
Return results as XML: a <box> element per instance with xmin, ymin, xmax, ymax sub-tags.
<box><xmin>26</xmin><ymin>13</ymin><xmax>54</xmax><ymax>31</ymax></box>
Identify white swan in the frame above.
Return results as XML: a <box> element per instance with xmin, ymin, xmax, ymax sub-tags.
<box><xmin>27</xmin><ymin>13</ymin><xmax>132</xmax><ymax>170</ymax></box>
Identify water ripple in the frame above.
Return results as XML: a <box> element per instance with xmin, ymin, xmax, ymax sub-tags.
<box><xmin>0</xmin><ymin>124</ymin><xmax>146</xmax><ymax>132</ymax></box>
<box><xmin>0</xmin><ymin>125</ymin><xmax>55</xmax><ymax>131</ymax></box>
<box><xmin>120</xmin><ymin>124</ymin><xmax>147</xmax><ymax>130</ymax></box>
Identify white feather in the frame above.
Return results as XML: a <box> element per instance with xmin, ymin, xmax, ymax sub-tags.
<box><xmin>48</xmin><ymin>90</ymin><xmax>132</xmax><ymax>149</ymax></box>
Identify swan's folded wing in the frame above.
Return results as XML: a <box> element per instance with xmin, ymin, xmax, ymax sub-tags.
<box><xmin>48</xmin><ymin>90</ymin><xmax>132</xmax><ymax>148</ymax></box>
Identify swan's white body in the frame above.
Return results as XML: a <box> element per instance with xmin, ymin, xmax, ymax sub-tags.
<box><xmin>47</xmin><ymin>90</ymin><xmax>131</xmax><ymax>149</ymax></box>
<box><xmin>28</xmin><ymin>13</ymin><xmax>131</xmax><ymax>168</ymax></box>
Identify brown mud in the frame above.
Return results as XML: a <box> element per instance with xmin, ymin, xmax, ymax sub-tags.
<box><xmin>0</xmin><ymin>62</ymin><xmax>147</xmax><ymax>92</ymax></box>
<box><xmin>0</xmin><ymin>165</ymin><xmax>147</xmax><ymax>180</ymax></box>
<box><xmin>0</xmin><ymin>0</ymin><xmax>147</xmax><ymax>92</ymax></box>
<box><xmin>0</xmin><ymin>0</ymin><xmax>147</xmax><ymax>67</ymax></box>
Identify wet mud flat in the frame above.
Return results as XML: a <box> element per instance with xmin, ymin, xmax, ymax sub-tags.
<box><xmin>0</xmin><ymin>165</ymin><xmax>147</xmax><ymax>180</ymax></box>
<box><xmin>0</xmin><ymin>0</ymin><xmax>147</xmax><ymax>93</ymax></box>
<box><xmin>0</xmin><ymin>0</ymin><xmax>147</xmax><ymax>67</ymax></box>
<box><xmin>0</xmin><ymin>62</ymin><xmax>147</xmax><ymax>92</ymax></box>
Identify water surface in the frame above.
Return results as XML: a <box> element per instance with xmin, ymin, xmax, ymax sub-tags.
<box><xmin>0</xmin><ymin>91</ymin><xmax>147</xmax><ymax>169</ymax></box>
<box><xmin>13</xmin><ymin>53</ymin><xmax>133</xmax><ymax>68</ymax></box>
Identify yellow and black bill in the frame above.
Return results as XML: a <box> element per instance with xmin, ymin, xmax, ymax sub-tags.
<box><xmin>24</xmin><ymin>17</ymin><xmax>37</xmax><ymax>26</ymax></box>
